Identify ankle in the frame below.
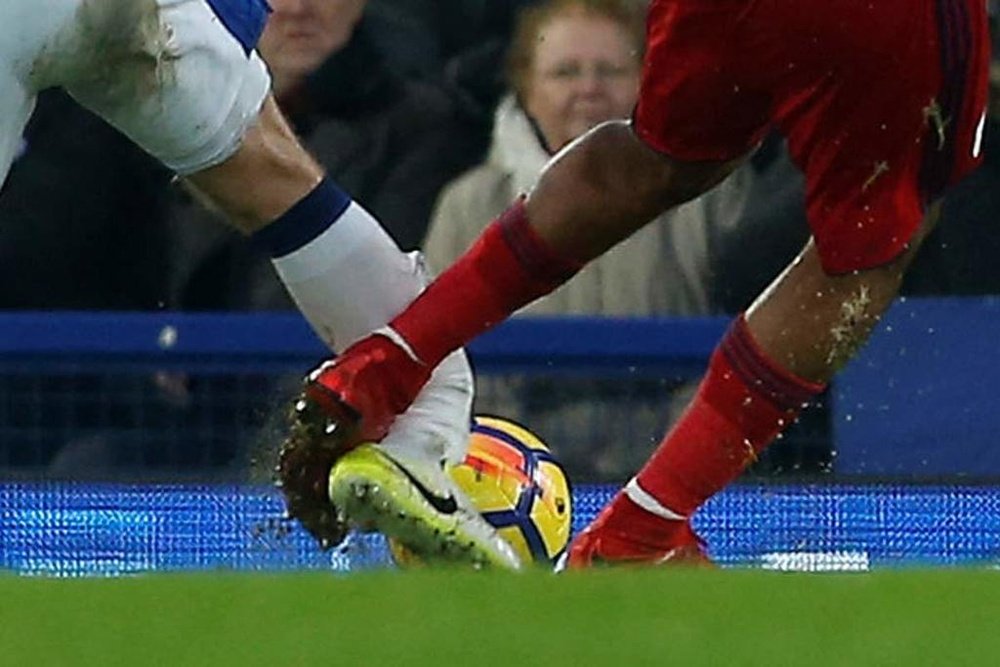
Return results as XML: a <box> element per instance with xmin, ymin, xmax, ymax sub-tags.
<box><xmin>601</xmin><ymin>491</ymin><xmax>688</xmax><ymax>546</ymax></box>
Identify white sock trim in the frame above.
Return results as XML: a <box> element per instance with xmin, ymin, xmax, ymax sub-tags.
<box><xmin>374</xmin><ymin>326</ymin><xmax>425</xmax><ymax>365</ymax></box>
<box><xmin>624</xmin><ymin>479</ymin><xmax>687</xmax><ymax>521</ymax></box>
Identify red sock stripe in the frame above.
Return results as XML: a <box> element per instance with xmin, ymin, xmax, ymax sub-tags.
<box><xmin>499</xmin><ymin>199</ymin><xmax>585</xmax><ymax>282</ymax></box>
<box><xmin>720</xmin><ymin>315</ymin><xmax>825</xmax><ymax>412</ymax></box>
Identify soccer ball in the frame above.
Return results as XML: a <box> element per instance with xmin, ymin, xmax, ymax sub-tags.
<box><xmin>455</xmin><ymin>415</ymin><xmax>573</xmax><ymax>564</ymax></box>
<box><xmin>390</xmin><ymin>415</ymin><xmax>572</xmax><ymax>567</ymax></box>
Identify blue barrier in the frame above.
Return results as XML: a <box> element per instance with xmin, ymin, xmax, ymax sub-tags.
<box><xmin>833</xmin><ymin>296</ymin><xmax>1000</xmax><ymax>476</ymax></box>
<box><xmin>2</xmin><ymin>482</ymin><xmax>999</xmax><ymax>575</ymax></box>
<box><xmin>2</xmin><ymin>300</ymin><xmax>998</xmax><ymax>476</ymax></box>
<box><xmin>2</xmin><ymin>301</ymin><xmax>1000</xmax><ymax>573</ymax></box>
<box><xmin>0</xmin><ymin>311</ymin><xmax>727</xmax><ymax>376</ymax></box>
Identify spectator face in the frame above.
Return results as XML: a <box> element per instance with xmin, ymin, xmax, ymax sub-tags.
<box><xmin>524</xmin><ymin>9</ymin><xmax>640</xmax><ymax>151</ymax></box>
<box><xmin>259</xmin><ymin>0</ymin><xmax>367</xmax><ymax>93</ymax></box>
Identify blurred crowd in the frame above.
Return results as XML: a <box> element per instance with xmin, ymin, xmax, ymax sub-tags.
<box><xmin>2</xmin><ymin>0</ymin><xmax>999</xmax><ymax>481</ymax></box>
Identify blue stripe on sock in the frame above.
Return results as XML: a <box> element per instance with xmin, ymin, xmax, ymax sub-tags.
<box><xmin>251</xmin><ymin>178</ymin><xmax>352</xmax><ymax>258</ymax></box>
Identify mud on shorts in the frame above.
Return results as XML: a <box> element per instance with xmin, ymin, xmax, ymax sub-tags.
<box><xmin>0</xmin><ymin>0</ymin><xmax>271</xmax><ymax>182</ymax></box>
<box><xmin>634</xmin><ymin>0</ymin><xmax>989</xmax><ymax>274</ymax></box>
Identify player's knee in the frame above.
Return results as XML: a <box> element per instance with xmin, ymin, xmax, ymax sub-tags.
<box><xmin>186</xmin><ymin>99</ymin><xmax>322</xmax><ymax>233</ymax></box>
<box><xmin>585</xmin><ymin>121</ymin><xmax>738</xmax><ymax>211</ymax></box>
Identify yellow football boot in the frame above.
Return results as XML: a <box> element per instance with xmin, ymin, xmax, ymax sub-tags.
<box><xmin>328</xmin><ymin>444</ymin><xmax>522</xmax><ymax>570</ymax></box>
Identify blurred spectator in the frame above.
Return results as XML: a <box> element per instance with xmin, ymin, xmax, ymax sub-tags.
<box><xmin>0</xmin><ymin>91</ymin><xmax>209</xmax><ymax>477</ymax></box>
<box><xmin>121</xmin><ymin>0</ymin><xmax>507</xmax><ymax>480</ymax></box>
<box><xmin>0</xmin><ymin>90</ymin><xmax>172</xmax><ymax>309</ymax></box>
<box><xmin>1</xmin><ymin>1</ymin><xmax>534</xmax><ymax>479</ymax></box>
<box><xmin>366</xmin><ymin>0</ymin><xmax>535</xmax><ymax>81</ymax></box>
<box><xmin>170</xmin><ymin>0</ymin><xmax>487</xmax><ymax>311</ymax></box>
<box><xmin>365</xmin><ymin>0</ymin><xmax>542</xmax><ymax>135</ymax></box>
<box><xmin>422</xmin><ymin>0</ymin><xmax>759</xmax><ymax>480</ymax></box>
<box><xmin>425</xmin><ymin>0</ymin><xmax>750</xmax><ymax>317</ymax></box>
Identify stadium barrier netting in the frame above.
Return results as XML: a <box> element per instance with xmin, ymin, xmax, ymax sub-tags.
<box><xmin>1</xmin><ymin>301</ymin><xmax>999</xmax><ymax>574</ymax></box>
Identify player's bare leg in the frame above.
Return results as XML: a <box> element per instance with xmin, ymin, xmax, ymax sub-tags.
<box><xmin>1</xmin><ymin>0</ymin><xmax>512</xmax><ymax>566</ymax></box>
<box><xmin>293</xmin><ymin>106</ymin><xmax>948</xmax><ymax>568</ymax></box>
<box><xmin>302</xmin><ymin>121</ymin><xmax>740</xmax><ymax>445</ymax></box>
<box><xmin>184</xmin><ymin>97</ymin><xmax>518</xmax><ymax>568</ymax></box>
<box><xmin>526</xmin><ymin>122</ymin><xmax>740</xmax><ymax>264</ymax></box>
<box><xmin>292</xmin><ymin>120</ymin><xmax>741</xmax><ymax>564</ymax></box>
<box><xmin>565</xmin><ymin>207</ymin><xmax>940</xmax><ymax>567</ymax></box>
<box><xmin>745</xmin><ymin>207</ymin><xmax>939</xmax><ymax>383</ymax></box>
<box><xmin>185</xmin><ymin>96</ymin><xmax>324</xmax><ymax>234</ymax></box>
<box><xmin>275</xmin><ymin>0</ymin><xmax>986</xmax><ymax>564</ymax></box>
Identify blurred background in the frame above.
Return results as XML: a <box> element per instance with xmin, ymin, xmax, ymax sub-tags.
<box><xmin>2</xmin><ymin>0</ymin><xmax>1000</xmax><ymax>573</ymax></box>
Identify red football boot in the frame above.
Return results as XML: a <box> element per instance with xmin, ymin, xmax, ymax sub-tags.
<box><xmin>564</xmin><ymin>494</ymin><xmax>713</xmax><ymax>568</ymax></box>
<box><xmin>302</xmin><ymin>331</ymin><xmax>431</xmax><ymax>449</ymax></box>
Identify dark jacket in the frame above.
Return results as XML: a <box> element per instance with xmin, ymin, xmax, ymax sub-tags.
<box><xmin>170</xmin><ymin>21</ymin><xmax>487</xmax><ymax>310</ymax></box>
<box><xmin>904</xmin><ymin>117</ymin><xmax>1000</xmax><ymax>296</ymax></box>
<box><xmin>0</xmin><ymin>90</ymin><xmax>173</xmax><ymax>309</ymax></box>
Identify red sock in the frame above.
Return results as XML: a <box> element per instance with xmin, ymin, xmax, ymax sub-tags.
<box><xmin>618</xmin><ymin>315</ymin><xmax>826</xmax><ymax>533</ymax></box>
<box><xmin>392</xmin><ymin>199</ymin><xmax>584</xmax><ymax>366</ymax></box>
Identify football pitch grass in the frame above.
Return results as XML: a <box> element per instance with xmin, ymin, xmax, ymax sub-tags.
<box><xmin>1</xmin><ymin>568</ymin><xmax>997</xmax><ymax>666</ymax></box>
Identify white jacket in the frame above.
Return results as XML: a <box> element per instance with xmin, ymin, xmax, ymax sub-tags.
<box><xmin>423</xmin><ymin>95</ymin><xmax>752</xmax><ymax>316</ymax></box>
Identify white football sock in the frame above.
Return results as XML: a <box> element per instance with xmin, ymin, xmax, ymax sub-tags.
<box><xmin>255</xmin><ymin>180</ymin><xmax>473</xmax><ymax>476</ymax></box>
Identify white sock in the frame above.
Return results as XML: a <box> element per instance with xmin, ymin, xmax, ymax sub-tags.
<box><xmin>254</xmin><ymin>179</ymin><xmax>473</xmax><ymax>473</ymax></box>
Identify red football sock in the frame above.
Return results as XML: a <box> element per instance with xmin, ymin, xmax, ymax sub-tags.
<box><xmin>392</xmin><ymin>199</ymin><xmax>584</xmax><ymax>366</ymax></box>
<box><xmin>619</xmin><ymin>315</ymin><xmax>826</xmax><ymax>531</ymax></box>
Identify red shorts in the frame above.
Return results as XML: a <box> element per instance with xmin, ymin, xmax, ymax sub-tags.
<box><xmin>634</xmin><ymin>0</ymin><xmax>989</xmax><ymax>274</ymax></box>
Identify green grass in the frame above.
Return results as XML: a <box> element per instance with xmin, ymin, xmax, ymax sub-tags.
<box><xmin>1</xmin><ymin>568</ymin><xmax>998</xmax><ymax>666</ymax></box>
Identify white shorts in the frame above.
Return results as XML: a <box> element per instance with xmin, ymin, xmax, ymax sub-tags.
<box><xmin>0</xmin><ymin>0</ymin><xmax>270</xmax><ymax>184</ymax></box>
